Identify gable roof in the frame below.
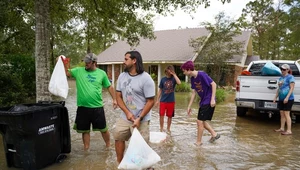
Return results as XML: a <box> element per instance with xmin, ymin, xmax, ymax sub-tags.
<box><xmin>96</xmin><ymin>28</ymin><xmax>251</xmax><ymax>65</ymax></box>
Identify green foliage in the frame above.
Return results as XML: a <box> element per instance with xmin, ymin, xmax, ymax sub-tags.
<box><xmin>0</xmin><ymin>54</ymin><xmax>35</xmax><ymax>107</ymax></box>
<box><xmin>190</xmin><ymin>12</ymin><xmax>244</xmax><ymax>85</ymax></box>
<box><xmin>195</xmin><ymin>88</ymin><xmax>227</xmax><ymax>104</ymax></box>
<box><xmin>175</xmin><ymin>82</ymin><xmax>191</xmax><ymax>92</ymax></box>
<box><xmin>150</xmin><ymin>73</ymin><xmax>157</xmax><ymax>82</ymax></box>
<box><xmin>216</xmin><ymin>88</ymin><xmax>226</xmax><ymax>103</ymax></box>
<box><xmin>238</xmin><ymin>0</ymin><xmax>300</xmax><ymax>60</ymax></box>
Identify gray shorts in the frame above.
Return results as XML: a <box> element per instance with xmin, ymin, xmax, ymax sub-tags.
<box><xmin>113</xmin><ymin>118</ymin><xmax>150</xmax><ymax>141</ymax></box>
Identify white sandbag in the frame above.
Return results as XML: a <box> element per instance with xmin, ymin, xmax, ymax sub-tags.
<box><xmin>150</xmin><ymin>132</ymin><xmax>167</xmax><ymax>143</ymax></box>
<box><xmin>48</xmin><ymin>56</ymin><xmax>69</xmax><ymax>98</ymax></box>
<box><xmin>118</xmin><ymin>128</ymin><xmax>161</xmax><ymax>170</ymax></box>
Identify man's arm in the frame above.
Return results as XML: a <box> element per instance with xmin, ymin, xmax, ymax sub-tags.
<box><xmin>210</xmin><ymin>81</ymin><xmax>217</xmax><ymax>107</ymax></box>
<box><xmin>170</xmin><ymin>70</ymin><xmax>181</xmax><ymax>85</ymax></box>
<box><xmin>107</xmin><ymin>86</ymin><xmax>117</xmax><ymax>109</ymax></box>
<box><xmin>187</xmin><ymin>89</ymin><xmax>196</xmax><ymax>115</ymax></box>
<box><xmin>155</xmin><ymin>88</ymin><xmax>162</xmax><ymax>107</ymax></box>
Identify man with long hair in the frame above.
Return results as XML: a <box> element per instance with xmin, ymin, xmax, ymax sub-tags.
<box><xmin>113</xmin><ymin>51</ymin><xmax>155</xmax><ymax>164</ymax></box>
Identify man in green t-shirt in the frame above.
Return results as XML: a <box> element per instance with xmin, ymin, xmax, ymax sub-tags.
<box><xmin>63</xmin><ymin>53</ymin><xmax>117</xmax><ymax>151</ymax></box>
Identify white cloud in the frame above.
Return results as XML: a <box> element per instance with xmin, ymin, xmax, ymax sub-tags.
<box><xmin>154</xmin><ymin>0</ymin><xmax>252</xmax><ymax>31</ymax></box>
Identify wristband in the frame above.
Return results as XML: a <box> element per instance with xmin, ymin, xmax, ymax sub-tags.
<box><xmin>139</xmin><ymin>116</ymin><xmax>144</xmax><ymax>121</ymax></box>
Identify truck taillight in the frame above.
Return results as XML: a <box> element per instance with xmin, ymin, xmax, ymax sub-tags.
<box><xmin>236</xmin><ymin>80</ymin><xmax>240</xmax><ymax>92</ymax></box>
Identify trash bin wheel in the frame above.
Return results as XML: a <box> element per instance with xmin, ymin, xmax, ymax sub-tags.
<box><xmin>55</xmin><ymin>154</ymin><xmax>67</xmax><ymax>163</ymax></box>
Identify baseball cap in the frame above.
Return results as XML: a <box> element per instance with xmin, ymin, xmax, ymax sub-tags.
<box><xmin>180</xmin><ymin>60</ymin><xmax>194</xmax><ymax>70</ymax></box>
<box><xmin>280</xmin><ymin>64</ymin><xmax>290</xmax><ymax>70</ymax></box>
<box><xmin>84</xmin><ymin>53</ymin><xmax>97</xmax><ymax>63</ymax></box>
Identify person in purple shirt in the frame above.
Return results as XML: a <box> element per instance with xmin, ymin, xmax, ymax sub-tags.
<box><xmin>181</xmin><ymin>60</ymin><xmax>220</xmax><ymax>146</ymax></box>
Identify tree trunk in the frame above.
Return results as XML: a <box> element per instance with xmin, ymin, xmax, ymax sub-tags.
<box><xmin>35</xmin><ymin>0</ymin><xmax>52</xmax><ymax>102</ymax></box>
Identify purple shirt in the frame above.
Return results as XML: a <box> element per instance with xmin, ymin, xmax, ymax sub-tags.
<box><xmin>191</xmin><ymin>71</ymin><xmax>214</xmax><ymax>106</ymax></box>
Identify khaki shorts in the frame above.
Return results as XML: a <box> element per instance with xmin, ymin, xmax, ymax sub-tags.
<box><xmin>113</xmin><ymin>118</ymin><xmax>150</xmax><ymax>141</ymax></box>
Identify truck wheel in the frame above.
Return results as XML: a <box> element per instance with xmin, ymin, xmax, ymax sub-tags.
<box><xmin>237</xmin><ymin>107</ymin><xmax>247</xmax><ymax>117</ymax></box>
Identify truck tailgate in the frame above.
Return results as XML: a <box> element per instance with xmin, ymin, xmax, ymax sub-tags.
<box><xmin>237</xmin><ymin>76</ymin><xmax>300</xmax><ymax>102</ymax></box>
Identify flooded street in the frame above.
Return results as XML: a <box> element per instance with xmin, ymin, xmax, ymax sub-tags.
<box><xmin>1</xmin><ymin>80</ymin><xmax>300</xmax><ymax>169</ymax></box>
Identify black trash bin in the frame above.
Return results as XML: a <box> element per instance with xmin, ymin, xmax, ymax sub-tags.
<box><xmin>0</xmin><ymin>101</ymin><xmax>71</xmax><ymax>170</ymax></box>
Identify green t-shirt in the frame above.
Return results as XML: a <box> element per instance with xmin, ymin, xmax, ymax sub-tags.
<box><xmin>70</xmin><ymin>67</ymin><xmax>111</xmax><ymax>108</ymax></box>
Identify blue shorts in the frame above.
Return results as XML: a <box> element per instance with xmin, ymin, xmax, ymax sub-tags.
<box><xmin>73</xmin><ymin>106</ymin><xmax>108</xmax><ymax>133</ymax></box>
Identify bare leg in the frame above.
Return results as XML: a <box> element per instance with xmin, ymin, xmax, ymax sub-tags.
<box><xmin>203</xmin><ymin>121</ymin><xmax>217</xmax><ymax>137</ymax></box>
<box><xmin>160</xmin><ymin>116</ymin><xmax>164</xmax><ymax>132</ymax></box>
<box><xmin>196</xmin><ymin>120</ymin><xmax>204</xmax><ymax>145</ymax></box>
<box><xmin>115</xmin><ymin>140</ymin><xmax>125</xmax><ymax>164</ymax></box>
<box><xmin>167</xmin><ymin>117</ymin><xmax>172</xmax><ymax>133</ymax></box>
<box><xmin>82</xmin><ymin>132</ymin><xmax>90</xmax><ymax>151</ymax></box>
<box><xmin>284</xmin><ymin>111</ymin><xmax>292</xmax><ymax>133</ymax></box>
<box><xmin>274</xmin><ymin>111</ymin><xmax>286</xmax><ymax>132</ymax></box>
<box><xmin>101</xmin><ymin>130</ymin><xmax>110</xmax><ymax>148</ymax></box>
<box><xmin>279</xmin><ymin>111</ymin><xmax>286</xmax><ymax>131</ymax></box>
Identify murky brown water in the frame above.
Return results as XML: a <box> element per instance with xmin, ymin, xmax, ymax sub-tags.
<box><xmin>1</xmin><ymin>80</ymin><xmax>300</xmax><ymax>170</ymax></box>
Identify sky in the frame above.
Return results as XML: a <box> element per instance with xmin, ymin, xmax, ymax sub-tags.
<box><xmin>153</xmin><ymin>0</ymin><xmax>252</xmax><ymax>31</ymax></box>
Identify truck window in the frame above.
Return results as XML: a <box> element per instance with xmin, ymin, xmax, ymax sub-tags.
<box><xmin>249</xmin><ymin>63</ymin><xmax>265</xmax><ymax>75</ymax></box>
<box><xmin>249</xmin><ymin>63</ymin><xmax>300</xmax><ymax>76</ymax></box>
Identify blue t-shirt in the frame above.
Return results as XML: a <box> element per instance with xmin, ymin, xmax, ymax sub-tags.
<box><xmin>191</xmin><ymin>71</ymin><xmax>214</xmax><ymax>106</ymax></box>
<box><xmin>278</xmin><ymin>74</ymin><xmax>295</xmax><ymax>101</ymax></box>
<box><xmin>159</xmin><ymin>77</ymin><xmax>177</xmax><ymax>102</ymax></box>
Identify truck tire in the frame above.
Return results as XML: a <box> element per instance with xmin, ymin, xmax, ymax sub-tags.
<box><xmin>237</xmin><ymin>107</ymin><xmax>247</xmax><ymax>117</ymax></box>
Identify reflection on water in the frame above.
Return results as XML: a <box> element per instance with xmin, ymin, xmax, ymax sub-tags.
<box><xmin>1</xmin><ymin>80</ymin><xmax>300</xmax><ymax>169</ymax></box>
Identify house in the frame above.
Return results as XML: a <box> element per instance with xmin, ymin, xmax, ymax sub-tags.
<box><xmin>96</xmin><ymin>27</ymin><xmax>255</xmax><ymax>87</ymax></box>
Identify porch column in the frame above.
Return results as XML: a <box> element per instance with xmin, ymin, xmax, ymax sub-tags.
<box><xmin>157</xmin><ymin>64</ymin><xmax>161</xmax><ymax>87</ymax></box>
<box><xmin>112</xmin><ymin>64</ymin><xmax>115</xmax><ymax>87</ymax></box>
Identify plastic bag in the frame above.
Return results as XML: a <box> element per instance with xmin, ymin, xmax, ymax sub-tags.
<box><xmin>261</xmin><ymin>61</ymin><xmax>281</xmax><ymax>76</ymax></box>
<box><xmin>150</xmin><ymin>132</ymin><xmax>167</xmax><ymax>143</ymax></box>
<box><xmin>118</xmin><ymin>128</ymin><xmax>161</xmax><ymax>170</ymax></box>
<box><xmin>48</xmin><ymin>56</ymin><xmax>69</xmax><ymax>98</ymax></box>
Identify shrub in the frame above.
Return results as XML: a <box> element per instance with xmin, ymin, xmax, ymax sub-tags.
<box><xmin>216</xmin><ymin>88</ymin><xmax>226</xmax><ymax>103</ymax></box>
<box><xmin>194</xmin><ymin>88</ymin><xmax>227</xmax><ymax>104</ymax></box>
<box><xmin>0</xmin><ymin>54</ymin><xmax>35</xmax><ymax>106</ymax></box>
<box><xmin>175</xmin><ymin>82</ymin><xmax>191</xmax><ymax>92</ymax></box>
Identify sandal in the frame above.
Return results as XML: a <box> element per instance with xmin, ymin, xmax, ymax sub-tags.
<box><xmin>281</xmin><ymin>131</ymin><xmax>292</xmax><ymax>135</ymax></box>
<box><xmin>194</xmin><ymin>142</ymin><xmax>203</xmax><ymax>146</ymax></box>
<box><xmin>274</xmin><ymin>129</ymin><xmax>284</xmax><ymax>132</ymax></box>
<box><xmin>209</xmin><ymin>134</ymin><xmax>220</xmax><ymax>143</ymax></box>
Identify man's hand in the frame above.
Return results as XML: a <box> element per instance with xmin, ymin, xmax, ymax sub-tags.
<box><xmin>126</xmin><ymin>113</ymin><xmax>135</xmax><ymax>122</ymax></box>
<box><xmin>132</xmin><ymin>117</ymin><xmax>141</xmax><ymax>128</ymax></box>
<box><xmin>112</xmin><ymin>99</ymin><xmax>118</xmax><ymax>109</ymax></box>
<box><xmin>210</xmin><ymin>99</ymin><xmax>216</xmax><ymax>107</ymax></box>
<box><xmin>187</xmin><ymin>107</ymin><xmax>192</xmax><ymax>116</ymax></box>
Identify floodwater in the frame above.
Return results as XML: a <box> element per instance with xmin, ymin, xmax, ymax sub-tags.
<box><xmin>1</xmin><ymin>80</ymin><xmax>300</xmax><ymax>170</ymax></box>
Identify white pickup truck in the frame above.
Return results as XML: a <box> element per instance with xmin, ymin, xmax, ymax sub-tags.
<box><xmin>235</xmin><ymin>60</ymin><xmax>300</xmax><ymax>118</ymax></box>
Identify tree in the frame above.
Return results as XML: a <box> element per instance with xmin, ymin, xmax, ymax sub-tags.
<box><xmin>238</xmin><ymin>0</ymin><xmax>300</xmax><ymax>60</ymax></box>
<box><xmin>35</xmin><ymin>0</ymin><xmax>51</xmax><ymax>102</ymax></box>
<box><xmin>1</xmin><ymin>0</ymin><xmax>232</xmax><ymax>103</ymax></box>
<box><xmin>189</xmin><ymin>12</ymin><xmax>244</xmax><ymax>85</ymax></box>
